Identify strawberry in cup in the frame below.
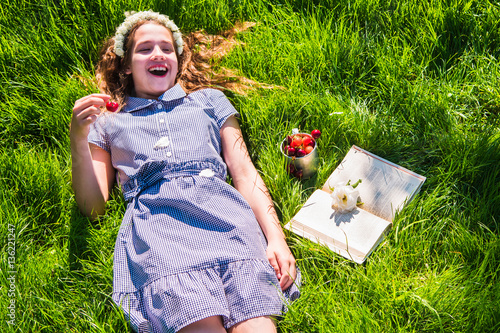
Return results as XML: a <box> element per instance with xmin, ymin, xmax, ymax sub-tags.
<box><xmin>281</xmin><ymin>129</ymin><xmax>320</xmax><ymax>179</ymax></box>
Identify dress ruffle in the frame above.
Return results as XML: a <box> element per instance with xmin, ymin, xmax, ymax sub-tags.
<box><xmin>113</xmin><ymin>259</ymin><xmax>300</xmax><ymax>333</ymax></box>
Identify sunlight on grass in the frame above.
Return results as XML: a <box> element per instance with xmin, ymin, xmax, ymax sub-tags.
<box><xmin>0</xmin><ymin>0</ymin><xmax>499</xmax><ymax>332</ymax></box>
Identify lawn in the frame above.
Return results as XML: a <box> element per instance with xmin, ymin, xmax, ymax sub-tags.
<box><xmin>0</xmin><ymin>0</ymin><xmax>499</xmax><ymax>332</ymax></box>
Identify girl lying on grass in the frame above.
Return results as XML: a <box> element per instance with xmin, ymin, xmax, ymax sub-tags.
<box><xmin>70</xmin><ymin>10</ymin><xmax>300</xmax><ymax>333</ymax></box>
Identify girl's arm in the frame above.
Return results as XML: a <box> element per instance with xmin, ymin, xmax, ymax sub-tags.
<box><xmin>220</xmin><ymin>115</ymin><xmax>297</xmax><ymax>290</ymax></box>
<box><xmin>70</xmin><ymin>94</ymin><xmax>116</xmax><ymax>219</ymax></box>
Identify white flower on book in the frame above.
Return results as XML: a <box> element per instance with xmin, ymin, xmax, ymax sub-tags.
<box><xmin>330</xmin><ymin>180</ymin><xmax>362</xmax><ymax>213</ymax></box>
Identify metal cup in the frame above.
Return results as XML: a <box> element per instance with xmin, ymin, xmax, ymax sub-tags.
<box><xmin>281</xmin><ymin>132</ymin><xmax>319</xmax><ymax>179</ymax></box>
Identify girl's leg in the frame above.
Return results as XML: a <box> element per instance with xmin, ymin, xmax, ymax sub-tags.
<box><xmin>228</xmin><ymin>316</ymin><xmax>277</xmax><ymax>333</ymax></box>
<box><xmin>177</xmin><ymin>316</ymin><xmax>226</xmax><ymax>333</ymax></box>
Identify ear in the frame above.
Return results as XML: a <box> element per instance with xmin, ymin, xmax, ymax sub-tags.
<box><xmin>125</xmin><ymin>66</ymin><xmax>132</xmax><ymax>75</ymax></box>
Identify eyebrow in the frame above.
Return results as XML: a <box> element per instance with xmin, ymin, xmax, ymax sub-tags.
<box><xmin>136</xmin><ymin>40</ymin><xmax>173</xmax><ymax>46</ymax></box>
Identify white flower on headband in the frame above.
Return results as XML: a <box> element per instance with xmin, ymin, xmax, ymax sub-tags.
<box><xmin>114</xmin><ymin>10</ymin><xmax>184</xmax><ymax>57</ymax></box>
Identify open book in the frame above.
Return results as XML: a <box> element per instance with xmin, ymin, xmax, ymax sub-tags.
<box><xmin>284</xmin><ymin>145</ymin><xmax>426</xmax><ymax>264</ymax></box>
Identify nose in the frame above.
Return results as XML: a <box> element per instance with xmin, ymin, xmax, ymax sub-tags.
<box><xmin>150</xmin><ymin>45</ymin><xmax>166</xmax><ymax>60</ymax></box>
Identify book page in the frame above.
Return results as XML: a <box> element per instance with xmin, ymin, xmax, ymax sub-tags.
<box><xmin>285</xmin><ymin>189</ymin><xmax>392</xmax><ymax>264</ymax></box>
<box><xmin>322</xmin><ymin>146</ymin><xmax>426</xmax><ymax>221</ymax></box>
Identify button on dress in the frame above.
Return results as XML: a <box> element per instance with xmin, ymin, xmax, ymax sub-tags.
<box><xmin>87</xmin><ymin>84</ymin><xmax>300</xmax><ymax>332</ymax></box>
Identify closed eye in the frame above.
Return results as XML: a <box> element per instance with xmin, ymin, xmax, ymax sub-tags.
<box><xmin>137</xmin><ymin>48</ymin><xmax>151</xmax><ymax>53</ymax></box>
<box><xmin>135</xmin><ymin>42</ymin><xmax>173</xmax><ymax>54</ymax></box>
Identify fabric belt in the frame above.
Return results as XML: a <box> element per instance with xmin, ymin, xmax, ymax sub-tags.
<box><xmin>121</xmin><ymin>159</ymin><xmax>227</xmax><ymax>202</ymax></box>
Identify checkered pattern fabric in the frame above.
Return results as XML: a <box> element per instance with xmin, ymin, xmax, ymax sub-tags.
<box><xmin>87</xmin><ymin>85</ymin><xmax>300</xmax><ymax>332</ymax></box>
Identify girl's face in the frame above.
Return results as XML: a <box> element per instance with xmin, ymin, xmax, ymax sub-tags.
<box><xmin>125</xmin><ymin>23</ymin><xmax>179</xmax><ymax>99</ymax></box>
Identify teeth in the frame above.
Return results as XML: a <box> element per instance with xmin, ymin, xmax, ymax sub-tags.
<box><xmin>149</xmin><ymin>66</ymin><xmax>167</xmax><ymax>72</ymax></box>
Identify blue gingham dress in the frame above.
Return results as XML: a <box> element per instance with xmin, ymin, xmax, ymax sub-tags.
<box><xmin>87</xmin><ymin>84</ymin><xmax>300</xmax><ymax>332</ymax></box>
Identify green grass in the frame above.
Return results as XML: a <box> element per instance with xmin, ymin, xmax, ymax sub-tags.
<box><xmin>1</xmin><ymin>0</ymin><xmax>499</xmax><ymax>332</ymax></box>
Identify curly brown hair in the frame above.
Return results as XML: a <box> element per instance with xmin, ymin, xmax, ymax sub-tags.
<box><xmin>96</xmin><ymin>21</ymin><xmax>277</xmax><ymax>105</ymax></box>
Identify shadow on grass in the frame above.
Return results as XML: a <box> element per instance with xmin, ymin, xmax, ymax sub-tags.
<box><xmin>67</xmin><ymin>205</ymin><xmax>92</xmax><ymax>272</ymax></box>
<box><xmin>66</xmin><ymin>204</ymin><xmax>132</xmax><ymax>331</ymax></box>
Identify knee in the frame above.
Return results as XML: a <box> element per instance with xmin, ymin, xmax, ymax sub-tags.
<box><xmin>177</xmin><ymin>316</ymin><xmax>226</xmax><ymax>333</ymax></box>
<box><xmin>228</xmin><ymin>316</ymin><xmax>277</xmax><ymax>333</ymax></box>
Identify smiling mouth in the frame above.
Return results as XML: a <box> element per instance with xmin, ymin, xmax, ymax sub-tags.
<box><xmin>148</xmin><ymin>66</ymin><xmax>168</xmax><ymax>76</ymax></box>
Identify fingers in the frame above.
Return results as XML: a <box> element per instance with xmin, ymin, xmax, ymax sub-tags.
<box><xmin>73</xmin><ymin>94</ymin><xmax>110</xmax><ymax>114</ymax></box>
<box><xmin>267</xmin><ymin>253</ymin><xmax>281</xmax><ymax>280</ymax></box>
<box><xmin>71</xmin><ymin>94</ymin><xmax>110</xmax><ymax>139</ymax></box>
<box><xmin>277</xmin><ymin>252</ymin><xmax>297</xmax><ymax>290</ymax></box>
<box><xmin>267</xmin><ymin>245</ymin><xmax>297</xmax><ymax>291</ymax></box>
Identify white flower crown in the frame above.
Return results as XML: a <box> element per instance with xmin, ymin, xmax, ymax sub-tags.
<box><xmin>113</xmin><ymin>10</ymin><xmax>184</xmax><ymax>57</ymax></box>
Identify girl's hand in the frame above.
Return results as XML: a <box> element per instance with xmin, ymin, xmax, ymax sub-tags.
<box><xmin>266</xmin><ymin>237</ymin><xmax>297</xmax><ymax>291</ymax></box>
<box><xmin>70</xmin><ymin>94</ymin><xmax>110</xmax><ymax>140</ymax></box>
